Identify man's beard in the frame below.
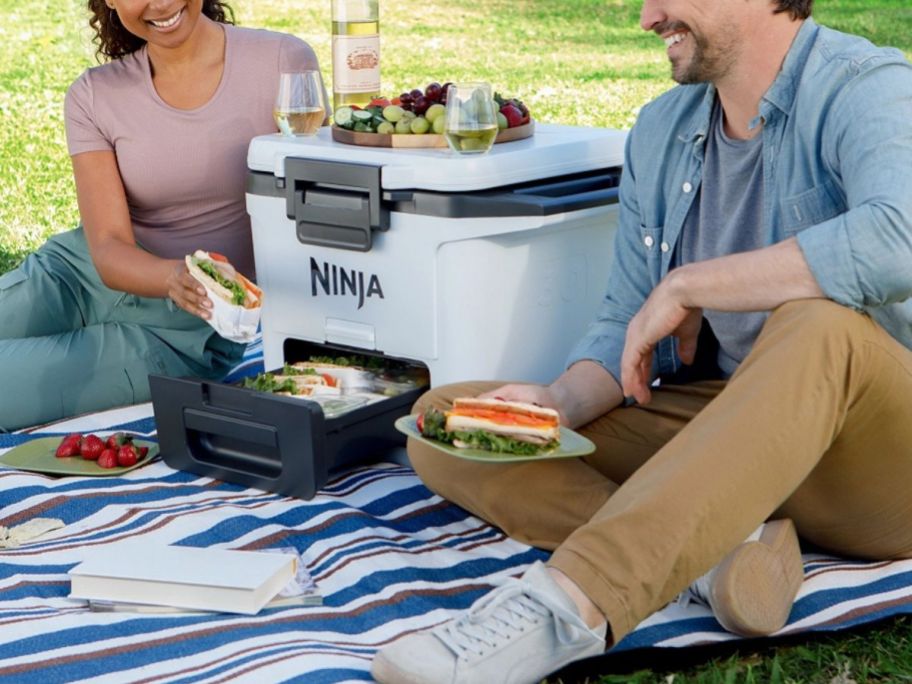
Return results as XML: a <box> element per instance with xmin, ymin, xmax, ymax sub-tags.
<box><xmin>670</xmin><ymin>27</ymin><xmax>737</xmax><ymax>85</ymax></box>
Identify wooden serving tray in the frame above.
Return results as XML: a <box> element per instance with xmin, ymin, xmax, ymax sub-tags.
<box><xmin>331</xmin><ymin>120</ymin><xmax>534</xmax><ymax>149</ymax></box>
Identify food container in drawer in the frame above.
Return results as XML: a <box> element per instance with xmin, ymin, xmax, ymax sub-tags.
<box><xmin>149</xmin><ymin>357</ymin><xmax>426</xmax><ymax>500</ymax></box>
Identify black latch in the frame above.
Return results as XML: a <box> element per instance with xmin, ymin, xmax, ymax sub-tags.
<box><xmin>284</xmin><ymin>158</ymin><xmax>389</xmax><ymax>251</ymax></box>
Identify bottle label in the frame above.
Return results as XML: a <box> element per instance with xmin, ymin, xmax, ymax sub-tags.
<box><xmin>332</xmin><ymin>34</ymin><xmax>380</xmax><ymax>94</ymax></box>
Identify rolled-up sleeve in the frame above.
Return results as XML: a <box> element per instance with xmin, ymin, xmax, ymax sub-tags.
<box><xmin>797</xmin><ymin>59</ymin><xmax>912</xmax><ymax>308</ymax></box>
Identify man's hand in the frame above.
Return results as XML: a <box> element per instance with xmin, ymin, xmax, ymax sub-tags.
<box><xmin>479</xmin><ymin>361</ymin><xmax>624</xmax><ymax>429</ymax></box>
<box><xmin>621</xmin><ymin>274</ymin><xmax>702</xmax><ymax>405</ymax></box>
<box><xmin>478</xmin><ymin>384</ymin><xmax>568</xmax><ymax>424</ymax></box>
<box><xmin>166</xmin><ymin>261</ymin><xmax>213</xmax><ymax>320</ymax></box>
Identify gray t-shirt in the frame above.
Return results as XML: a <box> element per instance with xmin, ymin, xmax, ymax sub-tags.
<box><xmin>677</xmin><ymin>101</ymin><xmax>768</xmax><ymax>376</ymax></box>
<box><xmin>65</xmin><ymin>25</ymin><xmax>320</xmax><ymax>279</ymax></box>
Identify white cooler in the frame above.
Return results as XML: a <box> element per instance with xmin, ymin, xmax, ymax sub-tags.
<box><xmin>246</xmin><ymin>122</ymin><xmax>627</xmax><ymax>386</ymax></box>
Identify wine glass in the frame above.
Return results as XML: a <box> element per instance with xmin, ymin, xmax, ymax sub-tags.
<box><xmin>274</xmin><ymin>71</ymin><xmax>327</xmax><ymax>137</ymax></box>
<box><xmin>443</xmin><ymin>82</ymin><xmax>498</xmax><ymax>155</ymax></box>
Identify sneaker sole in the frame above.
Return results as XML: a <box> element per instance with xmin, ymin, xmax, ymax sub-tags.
<box><xmin>710</xmin><ymin>518</ymin><xmax>804</xmax><ymax>637</ymax></box>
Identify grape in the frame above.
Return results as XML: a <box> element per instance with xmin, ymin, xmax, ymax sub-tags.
<box><xmin>440</xmin><ymin>82</ymin><xmax>453</xmax><ymax>102</ymax></box>
<box><xmin>394</xmin><ymin>118</ymin><xmax>412</xmax><ymax>134</ymax></box>
<box><xmin>383</xmin><ymin>105</ymin><xmax>406</xmax><ymax>122</ymax></box>
<box><xmin>410</xmin><ymin>88</ymin><xmax>423</xmax><ymax>100</ymax></box>
<box><xmin>410</xmin><ymin>116</ymin><xmax>430</xmax><ymax>134</ymax></box>
<box><xmin>413</xmin><ymin>96</ymin><xmax>430</xmax><ymax>115</ymax></box>
<box><xmin>425</xmin><ymin>82</ymin><xmax>442</xmax><ymax>102</ymax></box>
<box><xmin>425</xmin><ymin>103</ymin><xmax>446</xmax><ymax>124</ymax></box>
<box><xmin>399</xmin><ymin>92</ymin><xmax>413</xmax><ymax>103</ymax></box>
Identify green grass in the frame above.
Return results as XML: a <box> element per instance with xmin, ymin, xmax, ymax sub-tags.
<box><xmin>2</xmin><ymin>1</ymin><xmax>912</xmax><ymax>681</ymax></box>
<box><xmin>553</xmin><ymin>616</ymin><xmax>912</xmax><ymax>683</ymax></box>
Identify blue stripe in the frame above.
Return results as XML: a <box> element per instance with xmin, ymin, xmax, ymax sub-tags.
<box><xmin>279</xmin><ymin>669</ymin><xmax>377</xmax><ymax>684</ymax></box>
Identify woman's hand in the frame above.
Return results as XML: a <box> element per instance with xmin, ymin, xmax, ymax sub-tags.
<box><xmin>166</xmin><ymin>261</ymin><xmax>212</xmax><ymax>319</ymax></box>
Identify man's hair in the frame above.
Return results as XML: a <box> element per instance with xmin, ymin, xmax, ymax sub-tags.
<box><xmin>86</xmin><ymin>0</ymin><xmax>236</xmax><ymax>61</ymax></box>
<box><xmin>773</xmin><ymin>0</ymin><xmax>813</xmax><ymax>20</ymax></box>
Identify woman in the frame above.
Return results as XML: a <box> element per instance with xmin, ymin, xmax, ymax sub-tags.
<box><xmin>0</xmin><ymin>1</ymin><xmax>321</xmax><ymax>430</ymax></box>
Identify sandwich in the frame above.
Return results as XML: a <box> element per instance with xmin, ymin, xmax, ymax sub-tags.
<box><xmin>241</xmin><ymin>364</ymin><xmax>340</xmax><ymax>396</ymax></box>
<box><xmin>417</xmin><ymin>397</ymin><xmax>561</xmax><ymax>456</ymax></box>
<box><xmin>185</xmin><ymin>250</ymin><xmax>262</xmax><ymax>309</ymax></box>
<box><xmin>287</xmin><ymin>359</ymin><xmax>376</xmax><ymax>391</ymax></box>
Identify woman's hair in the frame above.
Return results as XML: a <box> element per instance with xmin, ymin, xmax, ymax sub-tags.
<box><xmin>773</xmin><ymin>0</ymin><xmax>813</xmax><ymax>20</ymax></box>
<box><xmin>86</xmin><ymin>1</ymin><xmax>236</xmax><ymax>61</ymax></box>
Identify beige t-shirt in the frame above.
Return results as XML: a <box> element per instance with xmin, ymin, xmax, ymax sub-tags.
<box><xmin>65</xmin><ymin>25</ymin><xmax>320</xmax><ymax>279</ymax></box>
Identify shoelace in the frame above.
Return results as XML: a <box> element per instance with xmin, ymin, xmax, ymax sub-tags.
<box><xmin>435</xmin><ymin>578</ymin><xmax>587</xmax><ymax>660</ymax></box>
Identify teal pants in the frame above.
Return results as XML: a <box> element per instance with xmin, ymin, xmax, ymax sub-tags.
<box><xmin>0</xmin><ymin>228</ymin><xmax>244</xmax><ymax>431</ymax></box>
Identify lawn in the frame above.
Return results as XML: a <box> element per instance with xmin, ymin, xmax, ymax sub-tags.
<box><xmin>2</xmin><ymin>0</ymin><xmax>912</xmax><ymax>681</ymax></box>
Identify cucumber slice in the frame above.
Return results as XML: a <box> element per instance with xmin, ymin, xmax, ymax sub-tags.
<box><xmin>353</xmin><ymin>121</ymin><xmax>373</xmax><ymax>132</ymax></box>
<box><xmin>334</xmin><ymin>106</ymin><xmax>354</xmax><ymax>128</ymax></box>
<box><xmin>352</xmin><ymin>109</ymin><xmax>374</xmax><ymax>122</ymax></box>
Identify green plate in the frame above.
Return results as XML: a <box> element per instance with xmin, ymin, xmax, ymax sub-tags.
<box><xmin>0</xmin><ymin>436</ymin><xmax>158</xmax><ymax>476</ymax></box>
<box><xmin>394</xmin><ymin>414</ymin><xmax>595</xmax><ymax>463</ymax></box>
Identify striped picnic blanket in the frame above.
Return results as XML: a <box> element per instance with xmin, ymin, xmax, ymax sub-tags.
<box><xmin>1</xmin><ymin>343</ymin><xmax>911</xmax><ymax>681</ymax></box>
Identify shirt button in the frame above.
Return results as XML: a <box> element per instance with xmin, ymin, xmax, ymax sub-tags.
<box><xmin>682</xmin><ymin>181</ymin><xmax>693</xmax><ymax>193</ymax></box>
<box><xmin>644</xmin><ymin>236</ymin><xmax>654</xmax><ymax>248</ymax></box>
<box><xmin>660</xmin><ymin>242</ymin><xmax>670</xmax><ymax>252</ymax></box>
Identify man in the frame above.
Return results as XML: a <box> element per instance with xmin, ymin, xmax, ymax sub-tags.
<box><xmin>372</xmin><ymin>0</ymin><xmax>912</xmax><ymax>681</ymax></box>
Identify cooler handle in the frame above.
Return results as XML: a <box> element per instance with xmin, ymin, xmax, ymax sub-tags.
<box><xmin>389</xmin><ymin>169</ymin><xmax>620</xmax><ymax>219</ymax></box>
<box><xmin>284</xmin><ymin>158</ymin><xmax>389</xmax><ymax>251</ymax></box>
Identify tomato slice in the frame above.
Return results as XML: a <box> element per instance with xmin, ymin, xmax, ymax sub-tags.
<box><xmin>416</xmin><ymin>413</ymin><xmax>425</xmax><ymax>433</ymax></box>
<box><xmin>449</xmin><ymin>407</ymin><xmax>556</xmax><ymax>428</ymax></box>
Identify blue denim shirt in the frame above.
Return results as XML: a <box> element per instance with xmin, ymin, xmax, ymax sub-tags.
<box><xmin>567</xmin><ymin>18</ymin><xmax>912</xmax><ymax>386</ymax></box>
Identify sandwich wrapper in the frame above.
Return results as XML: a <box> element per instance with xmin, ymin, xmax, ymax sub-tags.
<box><xmin>185</xmin><ymin>250</ymin><xmax>262</xmax><ymax>344</ymax></box>
<box><xmin>200</xmin><ymin>284</ymin><xmax>261</xmax><ymax>344</ymax></box>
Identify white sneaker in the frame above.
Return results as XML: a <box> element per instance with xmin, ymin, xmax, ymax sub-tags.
<box><xmin>371</xmin><ymin>561</ymin><xmax>607</xmax><ymax>684</ymax></box>
<box><xmin>681</xmin><ymin>519</ymin><xmax>804</xmax><ymax>637</ymax></box>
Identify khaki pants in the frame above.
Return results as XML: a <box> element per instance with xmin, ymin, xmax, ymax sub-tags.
<box><xmin>408</xmin><ymin>300</ymin><xmax>912</xmax><ymax>643</ymax></box>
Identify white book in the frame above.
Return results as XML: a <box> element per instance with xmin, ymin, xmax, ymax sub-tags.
<box><xmin>69</xmin><ymin>543</ymin><xmax>297</xmax><ymax>615</ymax></box>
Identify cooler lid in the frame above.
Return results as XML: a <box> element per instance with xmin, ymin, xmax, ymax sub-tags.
<box><xmin>247</xmin><ymin>123</ymin><xmax>627</xmax><ymax>192</ymax></box>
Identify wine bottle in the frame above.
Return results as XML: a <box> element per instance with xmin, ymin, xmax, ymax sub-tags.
<box><xmin>331</xmin><ymin>0</ymin><xmax>381</xmax><ymax>112</ymax></box>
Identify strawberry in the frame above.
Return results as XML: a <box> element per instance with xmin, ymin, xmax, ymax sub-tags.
<box><xmin>138</xmin><ymin>446</ymin><xmax>150</xmax><ymax>460</ymax></box>
<box><xmin>55</xmin><ymin>439</ymin><xmax>81</xmax><ymax>458</ymax></box>
<box><xmin>105</xmin><ymin>432</ymin><xmax>133</xmax><ymax>450</ymax></box>
<box><xmin>80</xmin><ymin>434</ymin><xmax>105</xmax><ymax>461</ymax></box>
<box><xmin>500</xmin><ymin>103</ymin><xmax>524</xmax><ymax>128</ymax></box>
<box><xmin>117</xmin><ymin>445</ymin><xmax>138</xmax><ymax>468</ymax></box>
<box><xmin>97</xmin><ymin>449</ymin><xmax>118</xmax><ymax>469</ymax></box>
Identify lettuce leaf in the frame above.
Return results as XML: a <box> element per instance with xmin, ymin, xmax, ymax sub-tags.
<box><xmin>420</xmin><ymin>408</ymin><xmax>557</xmax><ymax>456</ymax></box>
<box><xmin>241</xmin><ymin>373</ymin><xmax>298</xmax><ymax>394</ymax></box>
<box><xmin>196</xmin><ymin>258</ymin><xmax>245</xmax><ymax>306</ymax></box>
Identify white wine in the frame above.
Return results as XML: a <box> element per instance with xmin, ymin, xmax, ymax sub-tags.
<box><xmin>274</xmin><ymin>107</ymin><xmax>324</xmax><ymax>136</ymax></box>
<box><xmin>331</xmin><ymin>20</ymin><xmax>380</xmax><ymax>110</ymax></box>
<box><xmin>332</xmin><ymin>0</ymin><xmax>380</xmax><ymax>111</ymax></box>
<box><xmin>331</xmin><ymin>0</ymin><xmax>380</xmax><ymax>111</ymax></box>
<box><xmin>444</xmin><ymin>124</ymin><xmax>498</xmax><ymax>154</ymax></box>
